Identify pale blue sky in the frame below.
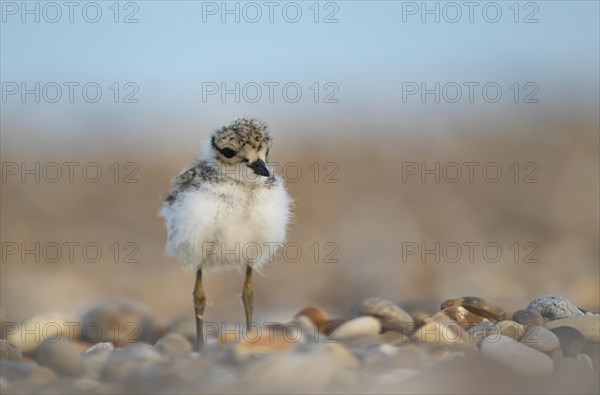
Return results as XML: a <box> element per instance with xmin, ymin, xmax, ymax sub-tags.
<box><xmin>1</xmin><ymin>1</ymin><xmax>599</xmax><ymax>136</ymax></box>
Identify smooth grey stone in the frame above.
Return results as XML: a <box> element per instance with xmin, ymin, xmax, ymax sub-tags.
<box><xmin>544</xmin><ymin>316</ymin><xmax>600</xmax><ymax>343</ymax></box>
<box><xmin>24</xmin><ymin>377</ymin><xmax>106</xmax><ymax>395</ymax></box>
<box><xmin>100</xmin><ymin>343</ymin><xmax>163</xmax><ymax>381</ymax></box>
<box><xmin>0</xmin><ymin>360</ymin><xmax>38</xmax><ymax>381</ymax></box>
<box><xmin>79</xmin><ymin>300</ymin><xmax>158</xmax><ymax>346</ymax></box>
<box><xmin>550</xmin><ymin>326</ymin><xmax>586</xmax><ymax>357</ymax></box>
<box><xmin>467</xmin><ymin>321</ymin><xmax>496</xmax><ymax>345</ymax></box>
<box><xmin>36</xmin><ymin>339</ymin><xmax>84</xmax><ymax>377</ymax></box>
<box><xmin>520</xmin><ymin>325</ymin><xmax>560</xmax><ymax>352</ymax></box>
<box><xmin>82</xmin><ymin>343</ymin><xmax>114</xmax><ymax>380</ymax></box>
<box><xmin>480</xmin><ymin>335</ymin><xmax>553</xmax><ymax>377</ymax></box>
<box><xmin>154</xmin><ymin>333</ymin><xmax>192</xmax><ymax>357</ymax></box>
<box><xmin>358</xmin><ymin>298</ymin><xmax>415</xmax><ymax>334</ymax></box>
<box><xmin>241</xmin><ymin>348</ymin><xmax>351</xmax><ymax>393</ymax></box>
<box><xmin>576</xmin><ymin>353</ymin><xmax>594</xmax><ymax>372</ymax></box>
<box><xmin>513</xmin><ymin>309</ymin><xmax>544</xmax><ymax>326</ymax></box>
<box><xmin>581</xmin><ymin>342</ymin><xmax>599</xmax><ymax>371</ymax></box>
<box><xmin>0</xmin><ymin>360</ymin><xmax>56</xmax><ymax>383</ymax></box>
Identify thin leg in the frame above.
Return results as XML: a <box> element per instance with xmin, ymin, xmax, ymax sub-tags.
<box><xmin>193</xmin><ymin>269</ymin><xmax>206</xmax><ymax>351</ymax></box>
<box><xmin>242</xmin><ymin>266</ymin><xmax>254</xmax><ymax>330</ymax></box>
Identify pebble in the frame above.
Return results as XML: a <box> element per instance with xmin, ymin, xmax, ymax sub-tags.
<box><xmin>319</xmin><ymin>342</ymin><xmax>360</xmax><ymax>369</ymax></box>
<box><xmin>576</xmin><ymin>353</ymin><xmax>594</xmax><ymax>372</ymax></box>
<box><xmin>480</xmin><ymin>335</ymin><xmax>554</xmax><ymax>377</ymax></box>
<box><xmin>73</xmin><ymin>377</ymin><xmax>104</xmax><ymax>391</ymax></box>
<box><xmin>358</xmin><ymin>298</ymin><xmax>415</xmax><ymax>334</ymax></box>
<box><xmin>4</xmin><ymin>313</ymin><xmax>80</xmax><ymax>354</ymax></box>
<box><xmin>322</xmin><ymin>319</ymin><xmax>349</xmax><ymax>335</ymax></box>
<box><xmin>378</xmin><ymin>330</ymin><xmax>410</xmax><ymax>346</ymax></box>
<box><xmin>100</xmin><ymin>342</ymin><xmax>164</xmax><ymax>381</ymax></box>
<box><xmin>68</xmin><ymin>378</ymin><xmax>112</xmax><ymax>394</ymax></box>
<box><xmin>378</xmin><ymin>342</ymin><xmax>399</xmax><ymax>357</ymax></box>
<box><xmin>413</xmin><ymin>312</ymin><xmax>429</xmax><ymax>328</ymax></box>
<box><xmin>335</xmin><ymin>333</ymin><xmax>382</xmax><ymax>350</ymax></box>
<box><xmin>520</xmin><ymin>325</ymin><xmax>560</xmax><ymax>352</ymax></box>
<box><xmin>242</xmin><ymin>348</ymin><xmax>352</xmax><ymax>393</ymax></box>
<box><xmin>513</xmin><ymin>309</ymin><xmax>544</xmax><ymax>326</ymax></box>
<box><xmin>292</xmin><ymin>317</ymin><xmax>348</xmax><ymax>336</ymax></box>
<box><xmin>430</xmin><ymin>345</ymin><xmax>475</xmax><ymax>363</ymax></box>
<box><xmin>549</xmin><ymin>326</ymin><xmax>586</xmax><ymax>356</ymax></box>
<box><xmin>290</xmin><ymin>314</ymin><xmax>318</xmax><ymax>334</ymax></box>
<box><xmin>80</xmin><ymin>300</ymin><xmax>158</xmax><ymax>346</ymax></box>
<box><xmin>83</xmin><ymin>342</ymin><xmax>114</xmax><ymax>355</ymax></box>
<box><xmin>544</xmin><ymin>316</ymin><xmax>600</xmax><ymax>343</ymax></box>
<box><xmin>81</xmin><ymin>342</ymin><xmax>114</xmax><ymax>380</ymax></box>
<box><xmin>335</xmin><ymin>334</ymin><xmax>385</xmax><ymax>365</ymax></box>
<box><xmin>443</xmin><ymin>306</ymin><xmax>486</xmax><ymax>329</ymax></box>
<box><xmin>232</xmin><ymin>328</ymin><xmax>299</xmax><ymax>362</ymax></box>
<box><xmin>1</xmin><ymin>360</ymin><xmax>39</xmax><ymax>382</ymax></box>
<box><xmin>333</xmin><ymin>316</ymin><xmax>381</xmax><ymax>339</ymax></box>
<box><xmin>2</xmin><ymin>372</ymin><xmax>59</xmax><ymax>395</ymax></box>
<box><xmin>551</xmin><ymin>347</ymin><xmax>564</xmax><ymax>363</ymax></box>
<box><xmin>154</xmin><ymin>357</ymin><xmax>224</xmax><ymax>386</ymax></box>
<box><xmin>0</xmin><ymin>339</ymin><xmax>22</xmax><ymax>361</ymax></box>
<box><xmin>3</xmin><ymin>297</ymin><xmax>599</xmax><ymax>393</ymax></box>
<box><xmin>294</xmin><ymin>307</ymin><xmax>328</xmax><ymax>333</ymax></box>
<box><xmin>386</xmin><ymin>344</ymin><xmax>435</xmax><ymax>370</ymax></box>
<box><xmin>526</xmin><ymin>295</ymin><xmax>584</xmax><ymax>321</ymax></box>
<box><xmin>581</xmin><ymin>342</ymin><xmax>599</xmax><ymax>371</ymax></box>
<box><xmin>35</xmin><ymin>339</ymin><xmax>85</xmax><ymax>377</ymax></box>
<box><xmin>121</xmin><ymin>363</ymin><xmax>185</xmax><ymax>394</ymax></box>
<box><xmin>466</xmin><ymin>321</ymin><xmax>496</xmax><ymax>345</ymax></box>
<box><xmin>411</xmin><ymin>312</ymin><xmax>466</xmax><ymax>345</ymax></box>
<box><xmin>164</xmin><ymin>315</ymin><xmax>196</xmax><ymax>344</ymax></box>
<box><xmin>554</xmin><ymin>357</ymin><xmax>599</xmax><ymax>383</ymax></box>
<box><xmin>375</xmin><ymin>368</ymin><xmax>419</xmax><ymax>386</ymax></box>
<box><xmin>155</xmin><ymin>333</ymin><xmax>192</xmax><ymax>357</ymax></box>
<box><xmin>441</xmin><ymin>296</ymin><xmax>506</xmax><ymax>322</ymax></box>
<box><xmin>20</xmin><ymin>356</ymin><xmax>38</xmax><ymax>366</ymax></box>
<box><xmin>0</xmin><ymin>360</ymin><xmax>56</xmax><ymax>383</ymax></box>
<box><xmin>29</xmin><ymin>377</ymin><xmax>107</xmax><ymax>394</ymax></box>
<box><xmin>492</xmin><ymin>320</ymin><xmax>526</xmax><ymax>341</ymax></box>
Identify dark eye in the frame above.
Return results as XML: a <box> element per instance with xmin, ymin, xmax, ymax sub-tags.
<box><xmin>221</xmin><ymin>148</ymin><xmax>236</xmax><ymax>158</ymax></box>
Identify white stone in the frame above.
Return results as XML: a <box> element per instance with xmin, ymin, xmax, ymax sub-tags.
<box><xmin>332</xmin><ymin>316</ymin><xmax>381</xmax><ymax>339</ymax></box>
<box><xmin>480</xmin><ymin>335</ymin><xmax>553</xmax><ymax>377</ymax></box>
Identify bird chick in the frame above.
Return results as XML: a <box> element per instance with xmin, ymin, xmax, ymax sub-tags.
<box><xmin>160</xmin><ymin>118</ymin><xmax>292</xmax><ymax>350</ymax></box>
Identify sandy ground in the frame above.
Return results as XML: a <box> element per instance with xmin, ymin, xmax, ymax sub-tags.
<box><xmin>1</xmin><ymin>117</ymin><xmax>598</xmax><ymax>325</ymax></box>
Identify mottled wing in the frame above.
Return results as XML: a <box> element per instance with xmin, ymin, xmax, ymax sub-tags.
<box><xmin>165</xmin><ymin>162</ymin><xmax>205</xmax><ymax>204</ymax></box>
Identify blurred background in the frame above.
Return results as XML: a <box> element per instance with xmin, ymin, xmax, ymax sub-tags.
<box><xmin>1</xmin><ymin>1</ymin><xmax>598</xmax><ymax>326</ymax></box>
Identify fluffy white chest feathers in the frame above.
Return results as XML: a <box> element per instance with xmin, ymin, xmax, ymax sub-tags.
<box><xmin>161</xmin><ymin>175</ymin><xmax>291</xmax><ymax>273</ymax></box>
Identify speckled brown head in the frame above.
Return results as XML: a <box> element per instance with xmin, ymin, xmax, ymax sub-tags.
<box><xmin>210</xmin><ymin>118</ymin><xmax>272</xmax><ymax>177</ymax></box>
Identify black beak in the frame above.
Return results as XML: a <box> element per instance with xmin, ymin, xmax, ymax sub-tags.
<box><xmin>248</xmin><ymin>159</ymin><xmax>270</xmax><ymax>177</ymax></box>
